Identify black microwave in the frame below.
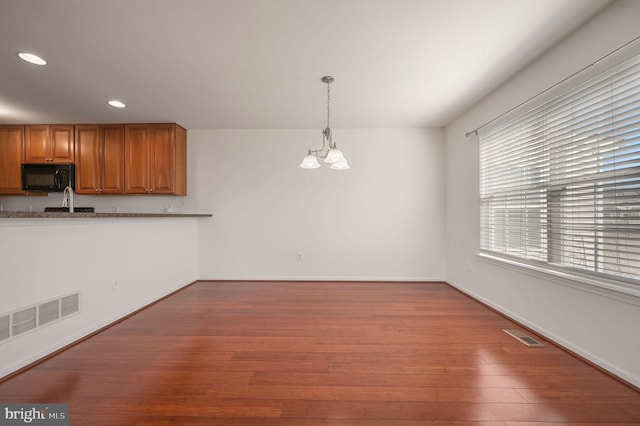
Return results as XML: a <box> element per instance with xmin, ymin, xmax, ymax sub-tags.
<box><xmin>21</xmin><ymin>163</ymin><xmax>75</xmax><ymax>192</ymax></box>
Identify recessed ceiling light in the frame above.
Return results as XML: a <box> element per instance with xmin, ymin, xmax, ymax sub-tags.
<box><xmin>107</xmin><ymin>100</ymin><xmax>126</xmax><ymax>108</ymax></box>
<box><xmin>17</xmin><ymin>52</ymin><xmax>47</xmax><ymax>66</ymax></box>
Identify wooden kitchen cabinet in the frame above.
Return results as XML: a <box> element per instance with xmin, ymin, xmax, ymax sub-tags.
<box><xmin>25</xmin><ymin>125</ymin><xmax>74</xmax><ymax>163</ymax></box>
<box><xmin>0</xmin><ymin>125</ymin><xmax>26</xmax><ymax>195</ymax></box>
<box><xmin>75</xmin><ymin>124</ymin><xmax>125</xmax><ymax>194</ymax></box>
<box><xmin>124</xmin><ymin>123</ymin><xmax>186</xmax><ymax>195</ymax></box>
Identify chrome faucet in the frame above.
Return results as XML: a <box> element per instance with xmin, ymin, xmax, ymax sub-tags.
<box><xmin>62</xmin><ymin>186</ymin><xmax>74</xmax><ymax>212</ymax></box>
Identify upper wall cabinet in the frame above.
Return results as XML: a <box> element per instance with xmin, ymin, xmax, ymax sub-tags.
<box><xmin>0</xmin><ymin>125</ymin><xmax>26</xmax><ymax>195</ymax></box>
<box><xmin>25</xmin><ymin>125</ymin><xmax>75</xmax><ymax>163</ymax></box>
<box><xmin>75</xmin><ymin>124</ymin><xmax>125</xmax><ymax>194</ymax></box>
<box><xmin>124</xmin><ymin>123</ymin><xmax>186</xmax><ymax>195</ymax></box>
<box><xmin>0</xmin><ymin>122</ymin><xmax>186</xmax><ymax>196</ymax></box>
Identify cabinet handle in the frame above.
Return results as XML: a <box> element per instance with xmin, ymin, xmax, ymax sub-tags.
<box><xmin>95</xmin><ymin>188</ymin><xmax>100</xmax><ymax>192</ymax></box>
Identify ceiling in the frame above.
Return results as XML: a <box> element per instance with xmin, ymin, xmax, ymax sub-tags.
<box><xmin>0</xmin><ymin>0</ymin><xmax>613</xmax><ymax>130</ymax></box>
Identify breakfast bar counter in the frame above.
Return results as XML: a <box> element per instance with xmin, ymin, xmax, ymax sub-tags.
<box><xmin>0</xmin><ymin>211</ymin><xmax>212</xmax><ymax>219</ymax></box>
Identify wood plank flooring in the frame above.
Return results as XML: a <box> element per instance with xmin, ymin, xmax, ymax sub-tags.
<box><xmin>1</xmin><ymin>281</ymin><xmax>639</xmax><ymax>425</ymax></box>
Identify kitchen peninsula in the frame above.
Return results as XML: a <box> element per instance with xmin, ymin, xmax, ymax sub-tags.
<box><xmin>0</xmin><ymin>208</ymin><xmax>207</xmax><ymax>379</ymax></box>
<box><xmin>0</xmin><ymin>211</ymin><xmax>211</xmax><ymax>218</ymax></box>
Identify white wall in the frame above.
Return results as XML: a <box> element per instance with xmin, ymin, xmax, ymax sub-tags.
<box><xmin>445</xmin><ymin>0</ymin><xmax>640</xmax><ymax>386</ymax></box>
<box><xmin>0</xmin><ymin>217</ymin><xmax>198</xmax><ymax>378</ymax></box>
<box><xmin>191</xmin><ymin>128</ymin><xmax>445</xmax><ymax>281</ymax></box>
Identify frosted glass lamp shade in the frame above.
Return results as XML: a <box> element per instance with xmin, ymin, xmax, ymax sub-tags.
<box><xmin>330</xmin><ymin>158</ymin><xmax>350</xmax><ymax>170</ymax></box>
<box><xmin>300</xmin><ymin>154</ymin><xmax>321</xmax><ymax>169</ymax></box>
<box><xmin>324</xmin><ymin>148</ymin><xmax>345</xmax><ymax>164</ymax></box>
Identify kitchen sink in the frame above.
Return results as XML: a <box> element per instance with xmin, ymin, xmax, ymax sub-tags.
<box><xmin>44</xmin><ymin>207</ymin><xmax>95</xmax><ymax>213</ymax></box>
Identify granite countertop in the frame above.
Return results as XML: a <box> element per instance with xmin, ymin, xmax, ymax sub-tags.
<box><xmin>0</xmin><ymin>211</ymin><xmax>212</xmax><ymax>219</ymax></box>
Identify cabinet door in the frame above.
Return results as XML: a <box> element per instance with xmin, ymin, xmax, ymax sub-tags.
<box><xmin>25</xmin><ymin>125</ymin><xmax>74</xmax><ymax>163</ymax></box>
<box><xmin>150</xmin><ymin>124</ymin><xmax>176</xmax><ymax>194</ymax></box>
<box><xmin>75</xmin><ymin>125</ymin><xmax>101</xmax><ymax>194</ymax></box>
<box><xmin>125</xmin><ymin>125</ymin><xmax>151</xmax><ymax>193</ymax></box>
<box><xmin>25</xmin><ymin>125</ymin><xmax>49</xmax><ymax>163</ymax></box>
<box><xmin>101</xmin><ymin>125</ymin><xmax>125</xmax><ymax>194</ymax></box>
<box><xmin>0</xmin><ymin>126</ymin><xmax>25</xmax><ymax>194</ymax></box>
<box><xmin>50</xmin><ymin>125</ymin><xmax>74</xmax><ymax>163</ymax></box>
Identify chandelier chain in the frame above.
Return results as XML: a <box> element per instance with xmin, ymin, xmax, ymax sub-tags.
<box><xmin>326</xmin><ymin>79</ymin><xmax>331</xmax><ymax>129</ymax></box>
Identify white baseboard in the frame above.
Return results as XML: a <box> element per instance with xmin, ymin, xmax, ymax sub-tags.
<box><xmin>197</xmin><ymin>275</ymin><xmax>445</xmax><ymax>282</ymax></box>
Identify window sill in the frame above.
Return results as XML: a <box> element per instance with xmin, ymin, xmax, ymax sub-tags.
<box><xmin>477</xmin><ymin>252</ymin><xmax>640</xmax><ymax>307</ymax></box>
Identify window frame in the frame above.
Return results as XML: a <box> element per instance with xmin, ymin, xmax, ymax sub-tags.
<box><xmin>477</xmin><ymin>47</ymin><xmax>640</xmax><ymax>301</ymax></box>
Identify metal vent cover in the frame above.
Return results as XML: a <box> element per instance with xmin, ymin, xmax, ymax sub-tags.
<box><xmin>1</xmin><ymin>291</ymin><xmax>80</xmax><ymax>344</ymax></box>
<box><xmin>38</xmin><ymin>300</ymin><xmax>60</xmax><ymax>326</ymax></box>
<box><xmin>0</xmin><ymin>315</ymin><xmax>10</xmax><ymax>341</ymax></box>
<box><xmin>61</xmin><ymin>293</ymin><xmax>79</xmax><ymax>317</ymax></box>
<box><xmin>12</xmin><ymin>307</ymin><xmax>37</xmax><ymax>336</ymax></box>
<box><xmin>503</xmin><ymin>329</ymin><xmax>545</xmax><ymax>347</ymax></box>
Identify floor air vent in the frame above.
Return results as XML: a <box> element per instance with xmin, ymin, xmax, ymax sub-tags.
<box><xmin>503</xmin><ymin>329</ymin><xmax>545</xmax><ymax>347</ymax></box>
<box><xmin>0</xmin><ymin>291</ymin><xmax>80</xmax><ymax>343</ymax></box>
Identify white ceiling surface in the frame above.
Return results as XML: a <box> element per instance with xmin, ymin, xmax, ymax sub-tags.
<box><xmin>0</xmin><ymin>0</ymin><xmax>612</xmax><ymax>130</ymax></box>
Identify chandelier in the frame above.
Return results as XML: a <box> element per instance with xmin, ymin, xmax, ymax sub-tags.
<box><xmin>299</xmin><ymin>76</ymin><xmax>350</xmax><ymax>170</ymax></box>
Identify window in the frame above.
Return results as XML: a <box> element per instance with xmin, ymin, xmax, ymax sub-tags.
<box><xmin>479</xmin><ymin>53</ymin><xmax>640</xmax><ymax>289</ymax></box>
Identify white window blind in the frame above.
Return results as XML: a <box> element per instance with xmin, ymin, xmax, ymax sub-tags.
<box><xmin>480</xmin><ymin>53</ymin><xmax>640</xmax><ymax>287</ymax></box>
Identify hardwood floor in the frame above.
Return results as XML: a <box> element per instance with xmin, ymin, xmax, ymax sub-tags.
<box><xmin>1</xmin><ymin>281</ymin><xmax>639</xmax><ymax>425</ymax></box>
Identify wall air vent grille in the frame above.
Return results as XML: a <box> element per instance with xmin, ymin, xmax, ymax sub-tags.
<box><xmin>12</xmin><ymin>307</ymin><xmax>37</xmax><ymax>336</ymax></box>
<box><xmin>61</xmin><ymin>293</ymin><xmax>79</xmax><ymax>317</ymax></box>
<box><xmin>0</xmin><ymin>315</ymin><xmax>10</xmax><ymax>341</ymax></box>
<box><xmin>1</xmin><ymin>291</ymin><xmax>80</xmax><ymax>344</ymax></box>
<box><xmin>39</xmin><ymin>300</ymin><xmax>60</xmax><ymax>326</ymax></box>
